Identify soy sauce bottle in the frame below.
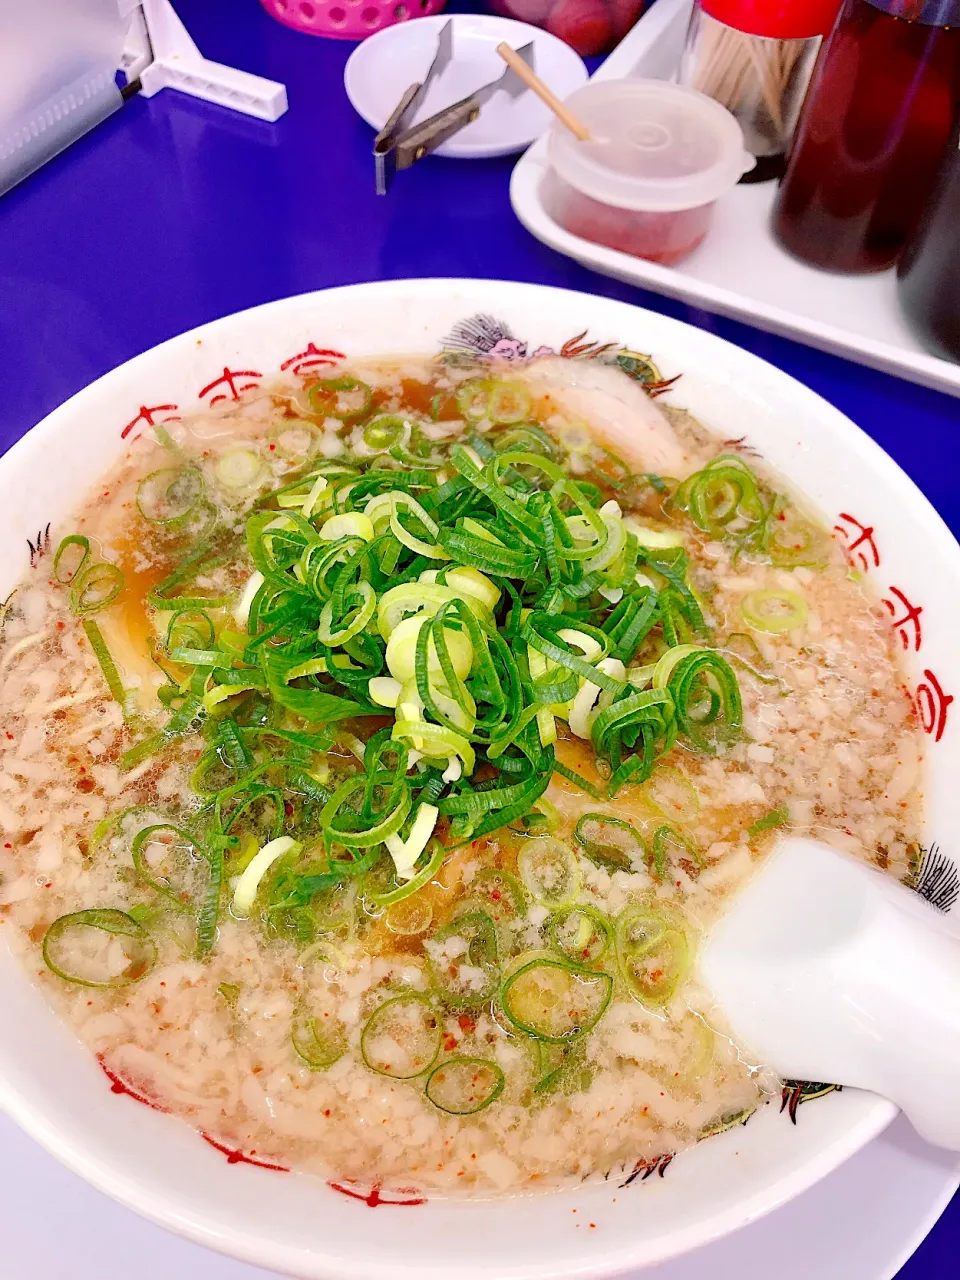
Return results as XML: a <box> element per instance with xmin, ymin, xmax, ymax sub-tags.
<box><xmin>773</xmin><ymin>0</ymin><xmax>960</xmax><ymax>274</ymax></box>
<box><xmin>898</xmin><ymin>120</ymin><xmax>960</xmax><ymax>360</ymax></box>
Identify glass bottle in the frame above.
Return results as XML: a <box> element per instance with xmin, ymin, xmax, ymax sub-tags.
<box><xmin>898</xmin><ymin>118</ymin><xmax>960</xmax><ymax>361</ymax></box>
<box><xmin>773</xmin><ymin>0</ymin><xmax>960</xmax><ymax>274</ymax></box>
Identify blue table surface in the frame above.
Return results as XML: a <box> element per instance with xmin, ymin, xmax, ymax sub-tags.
<box><xmin>0</xmin><ymin>0</ymin><xmax>958</xmax><ymax>1273</ymax></box>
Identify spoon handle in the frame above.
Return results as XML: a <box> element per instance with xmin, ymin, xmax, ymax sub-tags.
<box><xmin>701</xmin><ymin>837</ymin><xmax>960</xmax><ymax>1150</ymax></box>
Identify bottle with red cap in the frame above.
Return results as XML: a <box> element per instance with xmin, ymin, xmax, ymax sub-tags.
<box><xmin>680</xmin><ymin>0</ymin><xmax>843</xmax><ymax>182</ymax></box>
<box><xmin>773</xmin><ymin>0</ymin><xmax>960</xmax><ymax>273</ymax></box>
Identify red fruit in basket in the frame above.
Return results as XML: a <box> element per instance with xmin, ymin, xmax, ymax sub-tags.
<box><xmin>606</xmin><ymin>0</ymin><xmax>644</xmax><ymax>39</ymax></box>
<box><xmin>500</xmin><ymin>0</ymin><xmax>552</xmax><ymax>22</ymax></box>
<box><xmin>547</xmin><ymin>0</ymin><xmax>613</xmax><ymax>56</ymax></box>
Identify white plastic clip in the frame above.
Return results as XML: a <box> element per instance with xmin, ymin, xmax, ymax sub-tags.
<box><xmin>130</xmin><ymin>0</ymin><xmax>288</xmax><ymax>122</ymax></box>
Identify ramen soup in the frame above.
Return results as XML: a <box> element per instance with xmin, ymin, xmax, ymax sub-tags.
<box><xmin>0</xmin><ymin>349</ymin><xmax>923</xmax><ymax>1193</ymax></box>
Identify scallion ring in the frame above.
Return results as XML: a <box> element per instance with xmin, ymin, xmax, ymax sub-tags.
<box><xmin>573</xmin><ymin>814</ymin><xmax>645</xmax><ymax>872</ymax></box>
<box><xmin>500</xmin><ymin>956</ymin><xmax>612</xmax><ymax>1044</ymax></box>
<box><xmin>516</xmin><ymin>838</ymin><xmax>581</xmax><ymax>910</ymax></box>
<box><xmin>740</xmin><ymin>588</ymin><xmax>808</xmax><ymax>634</ymax></box>
<box><xmin>548</xmin><ymin>905</ymin><xmax>612</xmax><ymax>966</ymax></box>
<box><xmin>360</xmin><ymin>993</ymin><xmax>441</xmax><ymax>1079</ymax></box>
<box><xmin>308</xmin><ymin>376</ymin><xmax>373</xmax><ymax>424</ymax></box>
<box><xmin>42</xmin><ymin>909</ymin><xmax>156</xmax><ymax>988</ymax></box>
<box><xmin>615</xmin><ymin>905</ymin><xmax>690</xmax><ymax>1007</ymax></box>
<box><xmin>425</xmin><ymin>1056</ymin><xmax>505</xmax><ymax>1114</ymax></box>
<box><xmin>70</xmin><ymin>561</ymin><xmax>124</xmax><ymax>616</ymax></box>
<box><xmin>53</xmin><ymin>534</ymin><xmax>90</xmax><ymax>585</ymax></box>
<box><xmin>291</xmin><ymin>1009</ymin><xmax>347</xmax><ymax>1070</ymax></box>
<box><xmin>136</xmin><ymin>466</ymin><xmax>204</xmax><ymax>525</ymax></box>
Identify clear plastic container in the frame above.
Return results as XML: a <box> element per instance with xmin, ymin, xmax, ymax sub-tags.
<box><xmin>543</xmin><ymin>79</ymin><xmax>754</xmax><ymax>266</ymax></box>
<box><xmin>489</xmin><ymin>0</ymin><xmax>649</xmax><ymax>57</ymax></box>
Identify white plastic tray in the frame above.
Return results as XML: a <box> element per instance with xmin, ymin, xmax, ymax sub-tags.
<box><xmin>509</xmin><ymin>0</ymin><xmax>960</xmax><ymax>399</ymax></box>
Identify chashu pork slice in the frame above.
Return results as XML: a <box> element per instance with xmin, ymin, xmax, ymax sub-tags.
<box><xmin>519</xmin><ymin>357</ymin><xmax>691</xmax><ymax>479</ymax></box>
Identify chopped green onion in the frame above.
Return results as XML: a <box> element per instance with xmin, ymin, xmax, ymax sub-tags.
<box><xmin>428</xmin><ymin>909</ymin><xmax>499</xmax><ymax>1009</ymax></box>
<box><xmin>43</xmin><ymin>909</ymin><xmax>156</xmax><ymax>988</ymax></box>
<box><xmin>467</xmin><ymin>868</ymin><xmax>528</xmax><ymax>925</ymax></box>
<box><xmin>650</xmin><ymin>824</ymin><xmax>702</xmax><ymax>880</ymax></box>
<box><xmin>360</xmin><ymin>993</ymin><xmax>440</xmax><ymax>1078</ymax></box>
<box><xmin>425</xmin><ymin>1056</ymin><xmax>505</xmax><ymax>1114</ymax></box>
<box><xmin>740</xmin><ymin>589</ymin><xmax>808</xmax><ymax>634</ymax></box>
<box><xmin>81</xmin><ymin>619</ymin><xmax>129</xmax><ymax>711</ymax></box>
<box><xmin>574</xmin><ymin>813</ymin><xmax>645</xmax><ymax>872</ymax></box>
<box><xmin>53</xmin><ymin>534</ymin><xmax>90</xmax><ymax>585</ymax></box>
<box><xmin>132</xmin><ymin>823</ymin><xmax>209</xmax><ymax>909</ymax></box>
<box><xmin>215</xmin><ymin>448</ymin><xmax>263</xmax><ymax>490</ymax></box>
<box><xmin>456</xmin><ymin>378</ymin><xmax>531</xmax><ymax>425</ymax></box>
<box><xmin>384</xmin><ymin>896</ymin><xmax>434</xmax><ymax>935</ymax></box>
<box><xmin>70</xmin><ymin>561</ymin><xmax>124</xmax><ymax>616</ymax></box>
<box><xmin>365</xmin><ymin>840</ymin><xmax>446</xmax><ymax>908</ymax></box>
<box><xmin>500</xmin><ymin>957</ymin><xmax>612</xmax><ymax>1044</ymax></box>
<box><xmin>137</xmin><ymin>466</ymin><xmax>204</xmax><ymax>525</ymax></box>
<box><xmin>232</xmin><ymin>836</ymin><xmax>300</xmax><ymax>917</ymax></box>
<box><xmin>308</xmin><ymin>376</ymin><xmax>373</xmax><ymax>424</ymax></box>
<box><xmin>517</xmin><ymin>838</ymin><xmax>581</xmax><ymax>909</ymax></box>
<box><xmin>616</xmin><ymin>905</ymin><xmax>690</xmax><ymax>1006</ymax></box>
<box><xmin>385</xmin><ymin>802</ymin><xmax>440</xmax><ymax>881</ymax></box>
<box><xmin>674</xmin><ymin>454</ymin><xmax>768</xmax><ymax>547</ymax></box>
<box><xmin>748</xmin><ymin>806</ymin><xmax>789</xmax><ymax>838</ymax></box>
<box><xmin>292</xmin><ymin>1009</ymin><xmax>346</xmax><ymax>1070</ymax></box>
<box><xmin>548</xmin><ymin>905</ymin><xmax>612</xmax><ymax>966</ymax></box>
<box><xmin>764</xmin><ymin>502</ymin><xmax>827</xmax><ymax>568</ymax></box>
<box><xmin>362</xmin><ymin>414</ymin><xmax>410</xmax><ymax>452</ymax></box>
<box><xmin>644</xmin><ymin>765</ymin><xmax>699</xmax><ymax>824</ymax></box>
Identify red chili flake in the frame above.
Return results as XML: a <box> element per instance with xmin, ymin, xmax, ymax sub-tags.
<box><xmin>269</xmin><ymin>443</ymin><xmax>276</xmax><ymax>451</ymax></box>
<box><xmin>3</xmin><ymin>843</ymin><xmax>11</xmax><ymax>850</ymax></box>
<box><xmin>442</xmin><ymin>1033</ymin><xmax>458</xmax><ymax>1052</ymax></box>
<box><xmin>589</xmin><ymin>1223</ymin><xmax>597</xmax><ymax>1229</ymax></box>
<box><xmin>4</xmin><ymin>733</ymin><xmax>13</xmax><ymax>741</ymax></box>
<box><xmin>56</xmin><ymin>621</ymin><xmax>65</xmax><ymax>631</ymax></box>
<box><xmin>457</xmin><ymin>1013</ymin><xmax>477</xmax><ymax>1034</ymax></box>
<box><xmin>323</xmin><ymin>1109</ymin><xmax>331</xmax><ymax>1117</ymax></box>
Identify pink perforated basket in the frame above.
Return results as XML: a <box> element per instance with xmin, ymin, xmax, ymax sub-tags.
<box><xmin>261</xmin><ymin>0</ymin><xmax>446</xmax><ymax>40</ymax></box>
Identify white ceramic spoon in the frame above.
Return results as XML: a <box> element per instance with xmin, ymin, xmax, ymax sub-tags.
<box><xmin>700</xmin><ymin>836</ymin><xmax>960</xmax><ymax>1150</ymax></box>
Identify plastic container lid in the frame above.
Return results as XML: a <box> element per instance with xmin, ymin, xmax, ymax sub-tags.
<box><xmin>547</xmin><ymin>80</ymin><xmax>754</xmax><ymax>214</ymax></box>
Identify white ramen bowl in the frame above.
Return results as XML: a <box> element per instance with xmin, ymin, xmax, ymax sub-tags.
<box><xmin>1</xmin><ymin>279</ymin><xmax>958</xmax><ymax>1280</ymax></box>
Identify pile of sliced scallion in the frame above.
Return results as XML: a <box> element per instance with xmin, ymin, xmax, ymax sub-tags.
<box><xmin>40</xmin><ymin>370</ymin><xmax>819</xmax><ymax>1107</ymax></box>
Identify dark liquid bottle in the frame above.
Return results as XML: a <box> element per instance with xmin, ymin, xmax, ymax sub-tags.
<box><xmin>773</xmin><ymin>0</ymin><xmax>960</xmax><ymax>274</ymax></box>
<box><xmin>898</xmin><ymin>120</ymin><xmax>960</xmax><ymax>360</ymax></box>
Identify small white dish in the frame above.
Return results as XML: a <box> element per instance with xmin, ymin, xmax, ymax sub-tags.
<box><xmin>344</xmin><ymin>14</ymin><xmax>588</xmax><ymax>159</ymax></box>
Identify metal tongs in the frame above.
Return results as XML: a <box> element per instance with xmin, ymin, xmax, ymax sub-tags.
<box><xmin>374</xmin><ymin>21</ymin><xmax>535</xmax><ymax>195</ymax></box>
